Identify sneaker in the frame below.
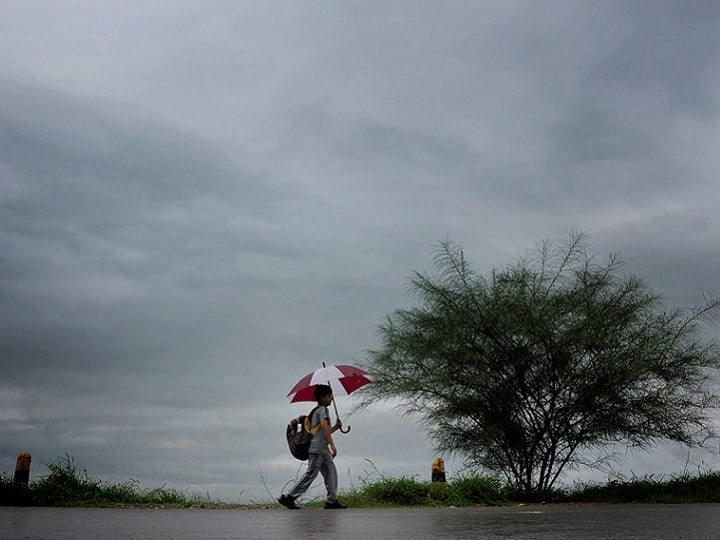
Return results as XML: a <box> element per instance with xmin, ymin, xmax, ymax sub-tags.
<box><xmin>277</xmin><ymin>495</ymin><xmax>300</xmax><ymax>509</ymax></box>
<box><xmin>324</xmin><ymin>501</ymin><xmax>348</xmax><ymax>509</ymax></box>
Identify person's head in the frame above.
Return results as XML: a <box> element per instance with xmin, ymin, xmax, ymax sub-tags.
<box><xmin>314</xmin><ymin>384</ymin><xmax>333</xmax><ymax>405</ymax></box>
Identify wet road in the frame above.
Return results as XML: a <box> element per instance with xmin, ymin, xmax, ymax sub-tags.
<box><xmin>2</xmin><ymin>504</ymin><xmax>719</xmax><ymax>539</ymax></box>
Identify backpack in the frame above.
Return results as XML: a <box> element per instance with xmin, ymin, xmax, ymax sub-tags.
<box><xmin>286</xmin><ymin>406</ymin><xmax>321</xmax><ymax>461</ymax></box>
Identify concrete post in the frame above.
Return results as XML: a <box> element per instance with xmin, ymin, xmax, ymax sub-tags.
<box><xmin>431</xmin><ymin>457</ymin><xmax>446</xmax><ymax>482</ymax></box>
<box><xmin>14</xmin><ymin>452</ymin><xmax>31</xmax><ymax>485</ymax></box>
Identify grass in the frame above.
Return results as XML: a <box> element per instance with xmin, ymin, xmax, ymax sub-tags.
<box><xmin>334</xmin><ymin>472</ymin><xmax>720</xmax><ymax>508</ymax></box>
<box><xmin>568</xmin><ymin>471</ymin><xmax>720</xmax><ymax>504</ymax></box>
<box><xmin>4</xmin><ymin>455</ymin><xmax>720</xmax><ymax>507</ymax></box>
<box><xmin>0</xmin><ymin>454</ymin><xmax>219</xmax><ymax>508</ymax></box>
<box><xmin>336</xmin><ymin>472</ymin><xmax>507</xmax><ymax>507</ymax></box>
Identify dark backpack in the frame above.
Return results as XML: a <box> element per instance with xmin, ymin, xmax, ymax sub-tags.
<box><xmin>286</xmin><ymin>406</ymin><xmax>321</xmax><ymax>461</ymax></box>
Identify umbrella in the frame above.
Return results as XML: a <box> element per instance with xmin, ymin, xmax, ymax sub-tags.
<box><xmin>287</xmin><ymin>362</ymin><xmax>371</xmax><ymax>433</ymax></box>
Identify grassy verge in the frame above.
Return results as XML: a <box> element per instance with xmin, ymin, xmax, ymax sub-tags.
<box><xmin>568</xmin><ymin>472</ymin><xmax>720</xmax><ymax>504</ymax></box>
<box><xmin>4</xmin><ymin>455</ymin><xmax>720</xmax><ymax>507</ymax></box>
<box><xmin>0</xmin><ymin>455</ymin><xmax>219</xmax><ymax>508</ymax></box>
<box><xmin>324</xmin><ymin>468</ymin><xmax>720</xmax><ymax>507</ymax></box>
<box><xmin>334</xmin><ymin>473</ymin><xmax>507</xmax><ymax>507</ymax></box>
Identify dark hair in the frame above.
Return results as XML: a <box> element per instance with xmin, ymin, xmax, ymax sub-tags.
<box><xmin>314</xmin><ymin>384</ymin><xmax>332</xmax><ymax>402</ymax></box>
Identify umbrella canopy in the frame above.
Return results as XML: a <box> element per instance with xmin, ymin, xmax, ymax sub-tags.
<box><xmin>287</xmin><ymin>364</ymin><xmax>371</xmax><ymax>403</ymax></box>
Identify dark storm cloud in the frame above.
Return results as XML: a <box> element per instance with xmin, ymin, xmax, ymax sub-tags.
<box><xmin>544</xmin><ymin>2</ymin><xmax>720</xmax><ymax>199</ymax></box>
<box><xmin>1</xmin><ymin>79</ymin><xmax>288</xmax><ymax>368</ymax></box>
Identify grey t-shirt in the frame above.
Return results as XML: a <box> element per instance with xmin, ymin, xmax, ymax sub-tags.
<box><xmin>308</xmin><ymin>405</ymin><xmax>330</xmax><ymax>455</ymax></box>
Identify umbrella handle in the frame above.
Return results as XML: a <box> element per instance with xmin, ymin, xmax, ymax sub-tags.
<box><xmin>331</xmin><ymin>394</ymin><xmax>352</xmax><ymax>434</ymax></box>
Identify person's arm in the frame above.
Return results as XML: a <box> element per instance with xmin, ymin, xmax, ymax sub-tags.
<box><xmin>320</xmin><ymin>417</ymin><xmax>337</xmax><ymax>457</ymax></box>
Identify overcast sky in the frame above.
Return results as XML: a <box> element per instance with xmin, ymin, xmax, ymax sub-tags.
<box><xmin>2</xmin><ymin>1</ymin><xmax>720</xmax><ymax>503</ymax></box>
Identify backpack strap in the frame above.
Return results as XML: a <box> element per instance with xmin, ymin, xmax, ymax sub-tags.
<box><xmin>304</xmin><ymin>405</ymin><xmax>323</xmax><ymax>435</ymax></box>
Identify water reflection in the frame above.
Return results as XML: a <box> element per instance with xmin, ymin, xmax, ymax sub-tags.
<box><xmin>2</xmin><ymin>505</ymin><xmax>719</xmax><ymax>540</ymax></box>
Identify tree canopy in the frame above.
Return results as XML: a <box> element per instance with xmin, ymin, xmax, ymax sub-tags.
<box><xmin>360</xmin><ymin>233</ymin><xmax>720</xmax><ymax>495</ymax></box>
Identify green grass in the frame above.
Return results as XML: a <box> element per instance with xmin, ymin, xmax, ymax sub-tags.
<box><xmin>0</xmin><ymin>454</ymin><xmax>219</xmax><ymax>508</ymax></box>
<box><xmin>568</xmin><ymin>471</ymin><xmax>720</xmax><ymax>504</ymax></box>
<box><xmin>332</xmin><ymin>465</ymin><xmax>720</xmax><ymax>507</ymax></box>
<box><xmin>5</xmin><ymin>455</ymin><xmax>720</xmax><ymax>507</ymax></box>
<box><xmin>333</xmin><ymin>465</ymin><xmax>507</xmax><ymax>508</ymax></box>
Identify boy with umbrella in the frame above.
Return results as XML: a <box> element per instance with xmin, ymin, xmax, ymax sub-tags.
<box><xmin>278</xmin><ymin>384</ymin><xmax>348</xmax><ymax>509</ymax></box>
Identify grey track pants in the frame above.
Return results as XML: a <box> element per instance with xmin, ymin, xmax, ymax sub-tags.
<box><xmin>286</xmin><ymin>451</ymin><xmax>338</xmax><ymax>503</ymax></box>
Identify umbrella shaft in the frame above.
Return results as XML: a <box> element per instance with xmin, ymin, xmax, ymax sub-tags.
<box><xmin>324</xmin><ymin>361</ymin><xmax>342</xmax><ymax>421</ymax></box>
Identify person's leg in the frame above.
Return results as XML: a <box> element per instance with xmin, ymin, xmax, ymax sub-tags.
<box><xmin>285</xmin><ymin>454</ymin><xmax>321</xmax><ymax>500</ymax></box>
<box><xmin>321</xmin><ymin>455</ymin><xmax>338</xmax><ymax>504</ymax></box>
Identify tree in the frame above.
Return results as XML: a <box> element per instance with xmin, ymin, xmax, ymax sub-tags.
<box><xmin>360</xmin><ymin>233</ymin><xmax>720</xmax><ymax>496</ymax></box>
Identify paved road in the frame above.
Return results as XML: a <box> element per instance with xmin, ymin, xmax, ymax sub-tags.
<box><xmin>2</xmin><ymin>504</ymin><xmax>720</xmax><ymax>539</ymax></box>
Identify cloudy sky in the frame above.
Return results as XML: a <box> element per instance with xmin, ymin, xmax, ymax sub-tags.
<box><xmin>2</xmin><ymin>1</ymin><xmax>719</xmax><ymax>503</ymax></box>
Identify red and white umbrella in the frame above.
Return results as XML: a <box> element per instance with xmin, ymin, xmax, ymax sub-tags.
<box><xmin>287</xmin><ymin>363</ymin><xmax>371</xmax><ymax>433</ymax></box>
<box><xmin>287</xmin><ymin>363</ymin><xmax>371</xmax><ymax>403</ymax></box>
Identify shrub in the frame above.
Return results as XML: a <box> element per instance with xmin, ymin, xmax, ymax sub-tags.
<box><xmin>448</xmin><ymin>475</ymin><xmax>505</xmax><ymax>506</ymax></box>
<box><xmin>362</xmin><ymin>476</ymin><xmax>432</xmax><ymax>506</ymax></box>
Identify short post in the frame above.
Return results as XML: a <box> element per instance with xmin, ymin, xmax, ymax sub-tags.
<box><xmin>431</xmin><ymin>457</ymin><xmax>446</xmax><ymax>482</ymax></box>
<box><xmin>14</xmin><ymin>452</ymin><xmax>31</xmax><ymax>485</ymax></box>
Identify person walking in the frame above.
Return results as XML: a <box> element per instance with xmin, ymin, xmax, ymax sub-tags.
<box><xmin>278</xmin><ymin>384</ymin><xmax>348</xmax><ymax>509</ymax></box>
